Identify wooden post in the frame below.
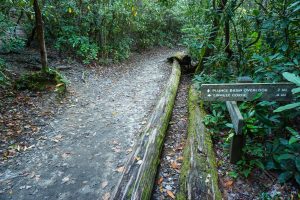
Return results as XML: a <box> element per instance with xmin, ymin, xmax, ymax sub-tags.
<box><xmin>229</xmin><ymin>76</ymin><xmax>252</xmax><ymax>164</ymax></box>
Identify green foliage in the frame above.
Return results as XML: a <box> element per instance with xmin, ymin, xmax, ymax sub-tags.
<box><xmin>55</xmin><ymin>33</ymin><xmax>99</xmax><ymax>64</ymax></box>
<box><xmin>1</xmin><ymin>0</ymin><xmax>183</xmax><ymax>63</ymax></box>
<box><xmin>203</xmin><ymin>104</ymin><xmax>228</xmax><ymax>133</ymax></box>
<box><xmin>274</xmin><ymin>72</ymin><xmax>300</xmax><ymax>112</ymax></box>
<box><xmin>0</xmin><ymin>12</ymin><xmax>25</xmax><ymax>53</ymax></box>
<box><xmin>265</xmin><ymin>130</ymin><xmax>300</xmax><ymax>185</ymax></box>
<box><xmin>189</xmin><ymin>0</ymin><xmax>300</xmax><ymax>187</ymax></box>
<box><xmin>1</xmin><ymin>35</ymin><xmax>25</xmax><ymax>53</ymax></box>
<box><xmin>15</xmin><ymin>68</ymin><xmax>67</xmax><ymax>93</ymax></box>
<box><xmin>260</xmin><ymin>192</ymin><xmax>281</xmax><ymax>200</ymax></box>
<box><xmin>43</xmin><ymin>0</ymin><xmax>182</xmax><ymax>63</ymax></box>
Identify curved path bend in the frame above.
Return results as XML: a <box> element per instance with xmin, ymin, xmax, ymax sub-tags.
<box><xmin>0</xmin><ymin>48</ymin><xmax>177</xmax><ymax>200</ymax></box>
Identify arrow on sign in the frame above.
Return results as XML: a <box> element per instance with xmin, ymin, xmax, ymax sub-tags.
<box><xmin>208</xmin><ymin>94</ymin><xmax>212</xmax><ymax>97</ymax></box>
<box><xmin>207</xmin><ymin>89</ymin><xmax>210</xmax><ymax>93</ymax></box>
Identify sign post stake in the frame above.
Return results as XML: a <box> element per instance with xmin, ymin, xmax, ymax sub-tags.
<box><xmin>229</xmin><ymin>134</ymin><xmax>245</xmax><ymax>164</ymax></box>
<box><xmin>229</xmin><ymin>77</ymin><xmax>252</xmax><ymax>164</ymax></box>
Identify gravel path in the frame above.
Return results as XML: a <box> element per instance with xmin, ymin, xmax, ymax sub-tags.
<box><xmin>0</xmin><ymin>48</ymin><xmax>177</xmax><ymax>200</ymax></box>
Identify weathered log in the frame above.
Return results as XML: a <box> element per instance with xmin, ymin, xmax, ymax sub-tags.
<box><xmin>177</xmin><ymin>85</ymin><xmax>221</xmax><ymax>200</ymax></box>
<box><xmin>167</xmin><ymin>52</ymin><xmax>195</xmax><ymax>74</ymax></box>
<box><xmin>112</xmin><ymin>60</ymin><xmax>181</xmax><ymax>200</ymax></box>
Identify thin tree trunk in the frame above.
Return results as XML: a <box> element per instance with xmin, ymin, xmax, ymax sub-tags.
<box><xmin>221</xmin><ymin>0</ymin><xmax>230</xmax><ymax>59</ymax></box>
<box><xmin>26</xmin><ymin>26</ymin><xmax>36</xmax><ymax>47</ymax></box>
<box><xmin>33</xmin><ymin>0</ymin><xmax>48</xmax><ymax>72</ymax></box>
<box><xmin>224</xmin><ymin>18</ymin><xmax>233</xmax><ymax>59</ymax></box>
<box><xmin>195</xmin><ymin>0</ymin><xmax>228</xmax><ymax>74</ymax></box>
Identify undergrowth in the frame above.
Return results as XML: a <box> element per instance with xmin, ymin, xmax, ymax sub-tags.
<box><xmin>15</xmin><ymin>68</ymin><xmax>67</xmax><ymax>93</ymax></box>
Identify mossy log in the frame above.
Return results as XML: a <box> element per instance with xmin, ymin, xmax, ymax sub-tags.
<box><xmin>177</xmin><ymin>85</ymin><xmax>221</xmax><ymax>200</ymax></box>
<box><xmin>167</xmin><ymin>52</ymin><xmax>195</xmax><ymax>74</ymax></box>
<box><xmin>167</xmin><ymin>52</ymin><xmax>191</xmax><ymax>65</ymax></box>
<box><xmin>112</xmin><ymin>60</ymin><xmax>181</xmax><ymax>200</ymax></box>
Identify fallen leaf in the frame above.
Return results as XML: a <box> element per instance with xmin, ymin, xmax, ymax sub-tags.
<box><xmin>31</xmin><ymin>126</ymin><xmax>39</xmax><ymax>132</ymax></box>
<box><xmin>224</xmin><ymin>180</ymin><xmax>233</xmax><ymax>188</ymax></box>
<box><xmin>177</xmin><ymin>156</ymin><xmax>184</xmax><ymax>161</ymax></box>
<box><xmin>157</xmin><ymin>177</ymin><xmax>163</xmax><ymax>185</ymax></box>
<box><xmin>171</xmin><ymin>161</ymin><xmax>179</xmax><ymax>169</ymax></box>
<box><xmin>56</xmin><ymin>83</ymin><xmax>65</xmax><ymax>87</ymax></box>
<box><xmin>166</xmin><ymin>190</ymin><xmax>175</xmax><ymax>199</ymax></box>
<box><xmin>102</xmin><ymin>192</ymin><xmax>110</xmax><ymax>200</ymax></box>
<box><xmin>112</xmin><ymin>140</ymin><xmax>119</xmax><ymax>145</ymax></box>
<box><xmin>62</xmin><ymin>176</ymin><xmax>70</xmax><ymax>184</ymax></box>
<box><xmin>112</xmin><ymin>147</ymin><xmax>121</xmax><ymax>153</ymax></box>
<box><xmin>51</xmin><ymin>134</ymin><xmax>63</xmax><ymax>143</ymax></box>
<box><xmin>159</xmin><ymin>185</ymin><xmax>163</xmax><ymax>192</ymax></box>
<box><xmin>126</xmin><ymin>148</ymin><xmax>133</xmax><ymax>153</ymax></box>
<box><xmin>101</xmin><ymin>181</ymin><xmax>108</xmax><ymax>189</ymax></box>
<box><xmin>24</xmin><ymin>125</ymin><xmax>31</xmax><ymax>129</ymax></box>
<box><xmin>112</xmin><ymin>112</ymin><xmax>117</xmax><ymax>116</ymax></box>
<box><xmin>135</xmin><ymin>156</ymin><xmax>141</xmax><ymax>161</ymax></box>
<box><xmin>29</xmin><ymin>172</ymin><xmax>35</xmax><ymax>178</ymax></box>
<box><xmin>175</xmin><ymin>145</ymin><xmax>184</xmax><ymax>150</ymax></box>
<box><xmin>62</xmin><ymin>152</ymin><xmax>71</xmax><ymax>159</ymax></box>
<box><xmin>205</xmin><ymin>174</ymin><xmax>211</xmax><ymax>183</ymax></box>
<box><xmin>116</xmin><ymin>166</ymin><xmax>124</xmax><ymax>173</ymax></box>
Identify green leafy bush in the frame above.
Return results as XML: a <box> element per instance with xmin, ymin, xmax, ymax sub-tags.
<box><xmin>43</xmin><ymin>0</ymin><xmax>182</xmax><ymax>63</ymax></box>
<box><xmin>0</xmin><ymin>13</ymin><xmax>25</xmax><ymax>53</ymax></box>
<box><xmin>188</xmin><ymin>0</ymin><xmax>300</xmax><ymax>187</ymax></box>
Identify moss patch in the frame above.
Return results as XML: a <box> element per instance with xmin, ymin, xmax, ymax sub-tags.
<box><xmin>15</xmin><ymin>68</ymin><xmax>67</xmax><ymax>93</ymax></box>
<box><xmin>177</xmin><ymin>85</ymin><xmax>222</xmax><ymax>200</ymax></box>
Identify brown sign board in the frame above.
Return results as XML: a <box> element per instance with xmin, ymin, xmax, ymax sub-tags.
<box><xmin>201</xmin><ymin>83</ymin><xmax>295</xmax><ymax>101</ymax></box>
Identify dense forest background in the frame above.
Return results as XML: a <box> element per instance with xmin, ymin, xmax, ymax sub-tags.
<box><xmin>0</xmin><ymin>0</ymin><xmax>299</xmax><ymax>197</ymax></box>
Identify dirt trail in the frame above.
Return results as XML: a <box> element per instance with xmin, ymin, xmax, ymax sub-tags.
<box><xmin>0</xmin><ymin>48</ymin><xmax>178</xmax><ymax>200</ymax></box>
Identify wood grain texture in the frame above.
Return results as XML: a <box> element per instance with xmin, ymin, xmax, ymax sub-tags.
<box><xmin>226</xmin><ymin>101</ymin><xmax>243</xmax><ymax>135</ymax></box>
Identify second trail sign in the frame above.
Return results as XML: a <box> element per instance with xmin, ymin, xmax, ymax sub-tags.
<box><xmin>200</xmin><ymin>79</ymin><xmax>296</xmax><ymax>163</ymax></box>
<box><xmin>201</xmin><ymin>83</ymin><xmax>294</xmax><ymax>101</ymax></box>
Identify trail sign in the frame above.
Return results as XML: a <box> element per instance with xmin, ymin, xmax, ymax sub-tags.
<box><xmin>201</xmin><ymin>83</ymin><xmax>295</xmax><ymax>101</ymax></box>
<box><xmin>200</xmin><ymin>79</ymin><xmax>296</xmax><ymax>164</ymax></box>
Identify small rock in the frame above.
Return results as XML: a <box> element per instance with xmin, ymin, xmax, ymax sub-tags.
<box><xmin>19</xmin><ymin>186</ymin><xmax>26</xmax><ymax>190</ymax></box>
<box><xmin>165</xmin><ymin>185</ymin><xmax>172</xmax><ymax>190</ymax></box>
<box><xmin>25</xmin><ymin>186</ymin><xmax>32</xmax><ymax>189</ymax></box>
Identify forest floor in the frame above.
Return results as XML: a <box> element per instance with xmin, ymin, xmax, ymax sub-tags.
<box><xmin>214</xmin><ymin>134</ymin><xmax>299</xmax><ymax>200</ymax></box>
<box><xmin>0</xmin><ymin>47</ymin><xmax>178</xmax><ymax>200</ymax></box>
<box><xmin>1</xmin><ymin>47</ymin><xmax>298</xmax><ymax>200</ymax></box>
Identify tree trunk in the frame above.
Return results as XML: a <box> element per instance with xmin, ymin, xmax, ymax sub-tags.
<box><xmin>33</xmin><ymin>0</ymin><xmax>48</xmax><ymax>72</ymax></box>
<box><xmin>26</xmin><ymin>26</ymin><xmax>36</xmax><ymax>47</ymax></box>
<box><xmin>224</xmin><ymin>18</ymin><xmax>233</xmax><ymax>59</ymax></box>
<box><xmin>195</xmin><ymin>0</ymin><xmax>228</xmax><ymax>74</ymax></box>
